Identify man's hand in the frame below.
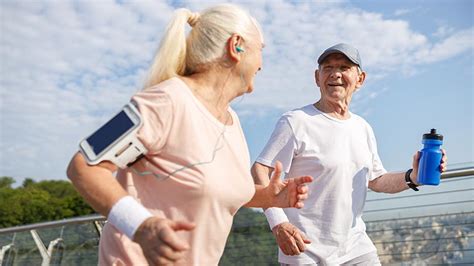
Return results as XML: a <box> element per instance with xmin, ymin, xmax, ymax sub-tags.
<box><xmin>133</xmin><ymin>217</ymin><xmax>195</xmax><ymax>265</ymax></box>
<box><xmin>266</xmin><ymin>161</ymin><xmax>313</xmax><ymax>208</ymax></box>
<box><xmin>272</xmin><ymin>222</ymin><xmax>311</xmax><ymax>255</ymax></box>
<box><xmin>411</xmin><ymin>148</ymin><xmax>448</xmax><ymax>184</ymax></box>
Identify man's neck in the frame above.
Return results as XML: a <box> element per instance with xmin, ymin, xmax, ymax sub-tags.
<box><xmin>314</xmin><ymin>99</ymin><xmax>351</xmax><ymax>120</ymax></box>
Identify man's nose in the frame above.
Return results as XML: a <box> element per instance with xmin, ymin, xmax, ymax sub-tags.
<box><xmin>330</xmin><ymin>69</ymin><xmax>343</xmax><ymax>78</ymax></box>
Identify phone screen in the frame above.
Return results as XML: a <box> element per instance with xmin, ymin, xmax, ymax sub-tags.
<box><xmin>87</xmin><ymin>111</ymin><xmax>135</xmax><ymax>156</ymax></box>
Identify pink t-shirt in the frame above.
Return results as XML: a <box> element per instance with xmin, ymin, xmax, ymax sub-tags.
<box><xmin>99</xmin><ymin>77</ymin><xmax>255</xmax><ymax>265</ymax></box>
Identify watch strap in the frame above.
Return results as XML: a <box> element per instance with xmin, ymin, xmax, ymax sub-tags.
<box><xmin>405</xmin><ymin>168</ymin><xmax>419</xmax><ymax>191</ymax></box>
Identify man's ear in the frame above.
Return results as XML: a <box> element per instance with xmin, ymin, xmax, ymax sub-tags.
<box><xmin>227</xmin><ymin>34</ymin><xmax>243</xmax><ymax>62</ymax></box>
<box><xmin>356</xmin><ymin>71</ymin><xmax>366</xmax><ymax>89</ymax></box>
<box><xmin>315</xmin><ymin>69</ymin><xmax>321</xmax><ymax>87</ymax></box>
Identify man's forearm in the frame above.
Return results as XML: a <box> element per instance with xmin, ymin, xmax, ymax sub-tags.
<box><xmin>368</xmin><ymin>172</ymin><xmax>411</xmax><ymax>193</ymax></box>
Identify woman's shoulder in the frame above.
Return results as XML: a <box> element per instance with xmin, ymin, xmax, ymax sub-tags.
<box><xmin>142</xmin><ymin>77</ymin><xmax>187</xmax><ymax>94</ymax></box>
<box><xmin>135</xmin><ymin>77</ymin><xmax>190</xmax><ymax>103</ymax></box>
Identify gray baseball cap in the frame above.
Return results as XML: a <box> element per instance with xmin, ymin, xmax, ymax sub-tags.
<box><xmin>317</xmin><ymin>43</ymin><xmax>362</xmax><ymax>69</ymax></box>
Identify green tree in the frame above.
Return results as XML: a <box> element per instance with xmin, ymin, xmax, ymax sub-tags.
<box><xmin>0</xmin><ymin>176</ymin><xmax>15</xmax><ymax>188</ymax></box>
<box><xmin>0</xmin><ymin>178</ymin><xmax>95</xmax><ymax>228</ymax></box>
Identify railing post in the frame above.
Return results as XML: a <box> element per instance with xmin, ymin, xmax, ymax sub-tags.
<box><xmin>0</xmin><ymin>243</ymin><xmax>15</xmax><ymax>265</ymax></box>
<box><xmin>30</xmin><ymin>230</ymin><xmax>50</xmax><ymax>266</ymax></box>
<box><xmin>94</xmin><ymin>220</ymin><xmax>103</xmax><ymax>237</ymax></box>
<box><xmin>47</xmin><ymin>238</ymin><xmax>64</xmax><ymax>266</ymax></box>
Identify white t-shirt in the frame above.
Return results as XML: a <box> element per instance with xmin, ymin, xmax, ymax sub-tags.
<box><xmin>257</xmin><ymin>104</ymin><xmax>387</xmax><ymax>265</ymax></box>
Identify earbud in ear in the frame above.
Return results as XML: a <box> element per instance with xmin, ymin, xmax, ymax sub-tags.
<box><xmin>236</xmin><ymin>46</ymin><xmax>245</xmax><ymax>53</ymax></box>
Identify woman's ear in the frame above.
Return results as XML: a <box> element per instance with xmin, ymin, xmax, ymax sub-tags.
<box><xmin>227</xmin><ymin>34</ymin><xmax>243</xmax><ymax>62</ymax></box>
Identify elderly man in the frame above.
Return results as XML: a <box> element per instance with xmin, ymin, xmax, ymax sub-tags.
<box><xmin>251</xmin><ymin>43</ymin><xmax>448</xmax><ymax>265</ymax></box>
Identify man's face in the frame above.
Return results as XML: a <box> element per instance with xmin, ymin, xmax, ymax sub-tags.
<box><xmin>315</xmin><ymin>53</ymin><xmax>365</xmax><ymax>103</ymax></box>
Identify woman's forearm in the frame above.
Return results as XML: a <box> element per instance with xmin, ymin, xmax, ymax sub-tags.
<box><xmin>244</xmin><ymin>185</ymin><xmax>271</xmax><ymax>208</ymax></box>
<box><xmin>66</xmin><ymin>152</ymin><xmax>128</xmax><ymax>216</ymax></box>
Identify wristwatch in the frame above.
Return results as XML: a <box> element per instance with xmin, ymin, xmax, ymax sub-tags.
<box><xmin>405</xmin><ymin>169</ymin><xmax>419</xmax><ymax>191</ymax></box>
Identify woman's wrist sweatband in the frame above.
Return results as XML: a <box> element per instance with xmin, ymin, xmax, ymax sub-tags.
<box><xmin>107</xmin><ymin>196</ymin><xmax>153</xmax><ymax>240</ymax></box>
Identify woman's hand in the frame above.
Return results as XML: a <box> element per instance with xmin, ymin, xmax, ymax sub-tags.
<box><xmin>272</xmin><ymin>222</ymin><xmax>311</xmax><ymax>255</ymax></box>
<box><xmin>266</xmin><ymin>161</ymin><xmax>313</xmax><ymax>208</ymax></box>
<box><xmin>133</xmin><ymin>217</ymin><xmax>195</xmax><ymax>265</ymax></box>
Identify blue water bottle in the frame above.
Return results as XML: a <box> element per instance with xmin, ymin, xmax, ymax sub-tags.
<box><xmin>417</xmin><ymin>129</ymin><xmax>444</xmax><ymax>185</ymax></box>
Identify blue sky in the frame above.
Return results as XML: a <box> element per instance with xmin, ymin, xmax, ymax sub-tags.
<box><xmin>0</xmin><ymin>0</ymin><xmax>472</xmax><ymax>183</ymax></box>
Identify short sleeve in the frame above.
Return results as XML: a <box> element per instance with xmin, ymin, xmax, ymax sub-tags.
<box><xmin>367</xmin><ymin>124</ymin><xmax>387</xmax><ymax>181</ymax></box>
<box><xmin>131</xmin><ymin>89</ymin><xmax>173</xmax><ymax>155</ymax></box>
<box><xmin>256</xmin><ymin>116</ymin><xmax>297</xmax><ymax>174</ymax></box>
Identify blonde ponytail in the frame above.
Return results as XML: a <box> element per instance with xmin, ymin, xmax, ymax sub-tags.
<box><xmin>143</xmin><ymin>9</ymin><xmax>193</xmax><ymax>88</ymax></box>
<box><xmin>143</xmin><ymin>4</ymin><xmax>262</xmax><ymax>89</ymax></box>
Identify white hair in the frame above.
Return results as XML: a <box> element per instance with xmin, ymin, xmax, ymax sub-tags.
<box><xmin>143</xmin><ymin>4</ymin><xmax>263</xmax><ymax>89</ymax></box>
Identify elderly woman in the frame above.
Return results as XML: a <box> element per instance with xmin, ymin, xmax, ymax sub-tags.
<box><xmin>67</xmin><ymin>4</ymin><xmax>312</xmax><ymax>266</ymax></box>
<box><xmin>252</xmin><ymin>43</ymin><xmax>448</xmax><ymax>265</ymax></box>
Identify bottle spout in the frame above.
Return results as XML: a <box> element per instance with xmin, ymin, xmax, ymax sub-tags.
<box><xmin>423</xmin><ymin>128</ymin><xmax>443</xmax><ymax>141</ymax></box>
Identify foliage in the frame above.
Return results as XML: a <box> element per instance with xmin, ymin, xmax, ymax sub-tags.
<box><xmin>0</xmin><ymin>177</ymin><xmax>95</xmax><ymax>228</ymax></box>
<box><xmin>221</xmin><ymin>208</ymin><xmax>279</xmax><ymax>265</ymax></box>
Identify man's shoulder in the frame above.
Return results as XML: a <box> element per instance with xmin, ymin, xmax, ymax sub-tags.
<box><xmin>350</xmin><ymin>112</ymin><xmax>374</xmax><ymax>132</ymax></box>
<box><xmin>281</xmin><ymin>104</ymin><xmax>316</xmax><ymax>120</ymax></box>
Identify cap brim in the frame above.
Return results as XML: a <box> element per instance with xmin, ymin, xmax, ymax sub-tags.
<box><xmin>317</xmin><ymin>49</ymin><xmax>361</xmax><ymax>68</ymax></box>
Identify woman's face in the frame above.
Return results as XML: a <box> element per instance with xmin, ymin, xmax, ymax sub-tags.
<box><xmin>238</xmin><ymin>35</ymin><xmax>264</xmax><ymax>94</ymax></box>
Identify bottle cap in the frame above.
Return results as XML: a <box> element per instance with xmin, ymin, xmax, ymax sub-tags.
<box><xmin>423</xmin><ymin>128</ymin><xmax>443</xmax><ymax>140</ymax></box>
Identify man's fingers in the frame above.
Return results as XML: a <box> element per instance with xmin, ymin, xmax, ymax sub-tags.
<box><xmin>412</xmin><ymin>151</ymin><xmax>421</xmax><ymax>170</ymax></box>
<box><xmin>281</xmin><ymin>236</ymin><xmax>300</xmax><ymax>255</ymax></box>
<box><xmin>440</xmin><ymin>149</ymin><xmax>448</xmax><ymax>170</ymax></box>
<box><xmin>289</xmin><ymin>239</ymin><xmax>301</xmax><ymax>255</ymax></box>
<box><xmin>278</xmin><ymin>240</ymin><xmax>292</xmax><ymax>255</ymax></box>
<box><xmin>280</xmin><ymin>243</ymin><xmax>291</xmax><ymax>256</ymax></box>
<box><xmin>294</xmin><ymin>232</ymin><xmax>307</xmax><ymax>252</ymax></box>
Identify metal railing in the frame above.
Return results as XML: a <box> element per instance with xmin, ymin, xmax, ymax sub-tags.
<box><xmin>1</xmin><ymin>164</ymin><xmax>473</xmax><ymax>265</ymax></box>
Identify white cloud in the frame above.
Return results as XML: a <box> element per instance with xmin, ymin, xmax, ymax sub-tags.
<box><xmin>0</xmin><ymin>0</ymin><xmax>472</xmax><ymax>181</ymax></box>
<box><xmin>416</xmin><ymin>28</ymin><xmax>474</xmax><ymax>64</ymax></box>
<box><xmin>238</xmin><ymin>3</ymin><xmax>472</xmax><ymax>112</ymax></box>
<box><xmin>433</xmin><ymin>25</ymin><xmax>456</xmax><ymax>38</ymax></box>
<box><xmin>0</xmin><ymin>0</ymin><xmax>173</xmax><ymax>180</ymax></box>
<box><xmin>394</xmin><ymin>8</ymin><xmax>413</xmax><ymax>16</ymax></box>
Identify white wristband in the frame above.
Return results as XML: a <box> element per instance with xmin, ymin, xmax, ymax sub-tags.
<box><xmin>264</xmin><ymin>208</ymin><xmax>289</xmax><ymax>230</ymax></box>
<box><xmin>108</xmin><ymin>196</ymin><xmax>153</xmax><ymax>240</ymax></box>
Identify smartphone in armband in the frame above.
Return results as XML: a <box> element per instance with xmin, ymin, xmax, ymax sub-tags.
<box><xmin>79</xmin><ymin>101</ymin><xmax>148</xmax><ymax>169</ymax></box>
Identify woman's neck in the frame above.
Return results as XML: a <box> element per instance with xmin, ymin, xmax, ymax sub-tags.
<box><xmin>180</xmin><ymin>70</ymin><xmax>238</xmax><ymax>124</ymax></box>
